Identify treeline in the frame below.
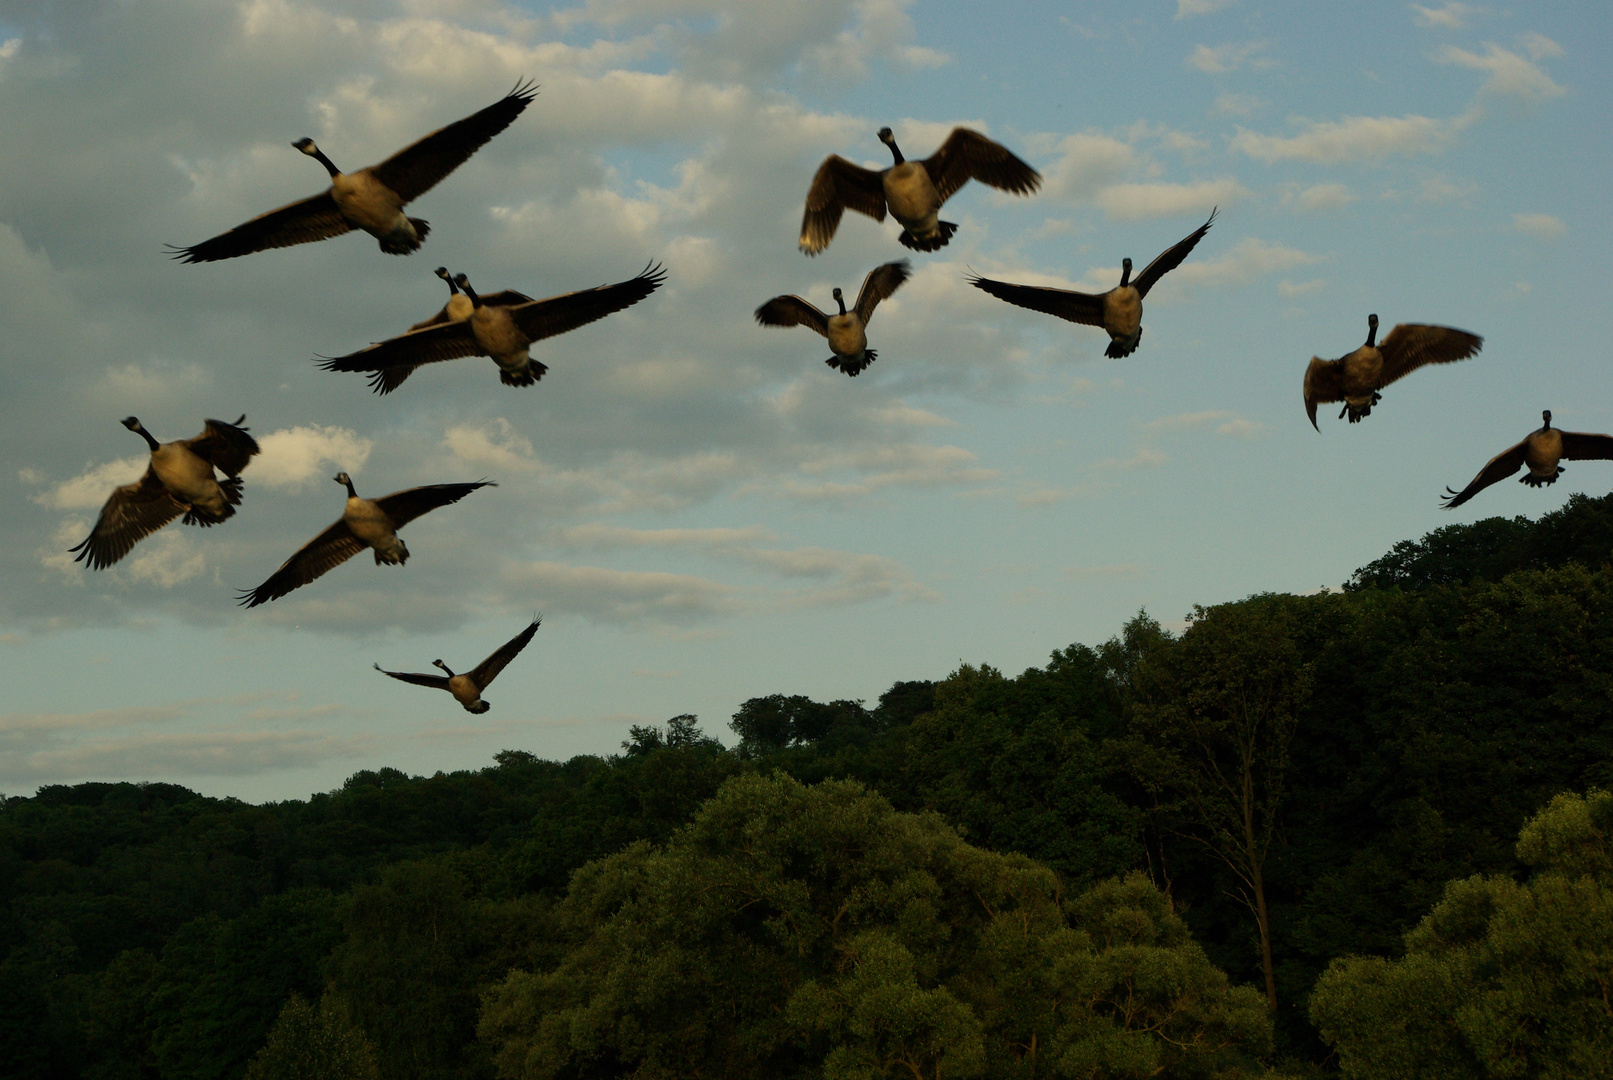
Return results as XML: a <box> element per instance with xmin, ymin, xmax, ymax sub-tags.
<box><xmin>3</xmin><ymin>493</ymin><xmax>1613</xmax><ymax>1077</ymax></box>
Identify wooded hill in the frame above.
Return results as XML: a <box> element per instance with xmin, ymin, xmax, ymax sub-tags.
<box><xmin>5</xmin><ymin>493</ymin><xmax>1613</xmax><ymax>1078</ymax></box>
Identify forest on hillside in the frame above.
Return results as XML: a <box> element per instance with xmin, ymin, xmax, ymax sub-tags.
<box><xmin>5</xmin><ymin>493</ymin><xmax>1613</xmax><ymax>1078</ymax></box>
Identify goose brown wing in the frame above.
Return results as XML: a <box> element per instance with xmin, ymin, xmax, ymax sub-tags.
<box><xmin>1376</xmin><ymin>324</ymin><xmax>1483</xmax><ymax>387</ymax></box>
<box><xmin>1302</xmin><ymin>356</ymin><xmax>1346</xmax><ymax>431</ymax></box>
<box><xmin>372</xmin><ymin>481</ymin><xmax>495</xmax><ymax>530</ymax></box>
<box><xmin>368</xmin><ymin>80</ymin><xmax>538</xmax><ymax>204</ymax></box>
<box><xmin>317</xmin><ymin>321</ymin><xmax>481</xmax><ymax>395</ymax></box>
<box><xmin>1132</xmin><ymin>209</ymin><xmax>1216</xmax><ymax>298</ymax></box>
<box><xmin>167</xmin><ymin>192</ymin><xmax>350</xmax><ymax>263</ymax></box>
<box><xmin>237</xmin><ymin>519</ymin><xmax>365</xmax><ymax>607</ymax></box>
<box><xmin>854</xmin><ymin>260</ymin><xmax>912</xmax><ymax>324</ymax></box>
<box><xmin>507</xmin><ymin>264</ymin><xmax>666</xmax><ymax>343</ymax></box>
<box><xmin>800</xmin><ymin>155</ymin><xmax>886</xmax><ymax>256</ymax></box>
<box><xmin>1561</xmin><ymin>431</ymin><xmax>1613</xmax><ymax>461</ymax></box>
<box><xmin>183</xmin><ymin>416</ymin><xmax>260</xmax><ymax>477</ymax></box>
<box><xmin>755</xmin><ymin>295</ymin><xmax>829</xmax><ymax>337</ymax></box>
<box><xmin>470</xmin><ymin>618</ymin><xmax>542</xmax><ymax>691</ymax></box>
<box><xmin>922</xmin><ymin>128</ymin><xmax>1042</xmax><ymax>204</ymax></box>
<box><xmin>1440</xmin><ymin>440</ymin><xmax>1528</xmax><ymax>509</ymax></box>
<box><xmin>967</xmin><ymin>273</ymin><xmax>1106</xmax><ymax>327</ymax></box>
<box><xmin>373</xmin><ymin>664</ymin><xmax>451</xmax><ymax>691</ymax></box>
<box><xmin>69</xmin><ymin>469</ymin><xmax>187</xmax><ymax>570</ymax></box>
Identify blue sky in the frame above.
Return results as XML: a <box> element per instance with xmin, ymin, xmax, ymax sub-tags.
<box><xmin>1</xmin><ymin>0</ymin><xmax>1607</xmax><ymax>800</ymax></box>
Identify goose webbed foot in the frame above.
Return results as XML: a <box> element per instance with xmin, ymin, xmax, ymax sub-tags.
<box><xmin>828</xmin><ymin>349</ymin><xmax>876</xmax><ymax>376</ymax></box>
<box><xmin>897</xmin><ymin>221</ymin><xmax>957</xmax><ymax>252</ymax></box>
<box><xmin>499</xmin><ymin>361</ymin><xmax>548</xmax><ymax>387</ymax></box>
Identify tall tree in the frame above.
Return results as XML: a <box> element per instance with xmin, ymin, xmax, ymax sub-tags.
<box><xmin>1127</xmin><ymin>595</ymin><xmax>1319</xmax><ymax>1011</ymax></box>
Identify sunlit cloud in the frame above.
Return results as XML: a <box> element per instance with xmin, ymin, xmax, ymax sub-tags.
<box><xmin>1512</xmin><ymin>212</ymin><xmax>1565</xmax><ymax>239</ymax></box>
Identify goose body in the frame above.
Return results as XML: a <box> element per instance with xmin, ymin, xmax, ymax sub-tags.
<box><xmin>1304</xmin><ymin>314</ymin><xmax>1482</xmax><ymax>428</ymax></box>
<box><xmin>1441</xmin><ymin>411</ymin><xmax>1613</xmax><ymax>509</ymax></box>
<box><xmin>319</xmin><ymin>264</ymin><xmax>665</xmax><ymax>393</ymax></box>
<box><xmin>169</xmin><ymin>81</ymin><xmax>537</xmax><ymax>262</ymax></box>
<box><xmin>70</xmin><ymin>416</ymin><xmax>260</xmax><ymax>570</ymax></box>
<box><xmin>800</xmin><ymin>127</ymin><xmax>1040</xmax><ymax>256</ymax></box>
<box><xmin>237</xmin><ymin>473</ymin><xmax>493</xmax><ymax>606</ymax></box>
<box><xmin>967</xmin><ymin>210</ymin><xmax>1215</xmax><ymax>358</ymax></box>
<box><xmin>755</xmin><ymin>261</ymin><xmax>911</xmax><ymax>376</ymax></box>
<box><xmin>375</xmin><ymin>618</ymin><xmax>542</xmax><ymax>714</ymax></box>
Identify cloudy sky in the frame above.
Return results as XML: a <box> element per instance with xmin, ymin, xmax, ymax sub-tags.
<box><xmin>1</xmin><ymin>0</ymin><xmax>1605</xmax><ymax>800</ymax></box>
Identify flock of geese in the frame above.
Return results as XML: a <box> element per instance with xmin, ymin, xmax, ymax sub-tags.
<box><xmin>61</xmin><ymin>81</ymin><xmax>1613</xmax><ymax>710</ymax></box>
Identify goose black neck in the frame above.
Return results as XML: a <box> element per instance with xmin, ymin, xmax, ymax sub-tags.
<box><xmin>1542</xmin><ymin>410</ymin><xmax>1553</xmax><ymax>430</ymax></box>
<box><xmin>1366</xmin><ymin>318</ymin><xmax>1379</xmax><ymax>347</ymax></box>
<box><xmin>436</xmin><ymin>660</ymin><xmax>456</xmax><ymax>678</ymax></box>
<box><xmin>1119</xmin><ymin>260</ymin><xmax>1132</xmax><ymax>288</ymax></box>
<box><xmin>131</xmin><ymin>425</ymin><xmax>160</xmax><ymax>452</ymax></box>
<box><xmin>834</xmin><ymin>293</ymin><xmax>847</xmax><ymax>316</ymax></box>
<box><xmin>340</xmin><ymin>476</ymin><xmax>357</xmax><ymax>497</ymax></box>
<box><xmin>310</xmin><ymin>147</ymin><xmax>340</xmax><ymax>177</ymax></box>
<box><xmin>457</xmin><ymin>279</ymin><xmax>483</xmax><ymax>308</ymax></box>
<box><xmin>886</xmin><ymin>141</ymin><xmax>905</xmax><ymax>165</ymax></box>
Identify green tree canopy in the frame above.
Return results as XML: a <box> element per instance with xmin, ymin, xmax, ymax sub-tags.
<box><xmin>1310</xmin><ymin>789</ymin><xmax>1613</xmax><ymax>1079</ymax></box>
<box><xmin>244</xmin><ymin>993</ymin><xmax>379</xmax><ymax>1080</ymax></box>
<box><xmin>479</xmin><ymin>772</ymin><xmax>1273</xmax><ymax>1079</ymax></box>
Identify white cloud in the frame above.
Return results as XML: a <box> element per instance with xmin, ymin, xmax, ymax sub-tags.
<box><xmin>1231</xmin><ymin>113</ymin><xmax>1462</xmax><ymax>163</ymax></box>
<box><xmin>1434</xmin><ymin>40</ymin><xmax>1565</xmax><ymax>104</ymax></box>
<box><xmin>1096</xmin><ymin>179</ymin><xmax>1246</xmax><ymax>221</ymax></box>
<box><xmin>1142</xmin><ymin>410</ymin><xmax>1263</xmax><ymax>438</ymax></box>
<box><xmin>124</xmin><ymin>532</ymin><xmax>208</xmax><ymax>588</ymax></box>
<box><xmin>1283</xmin><ymin>182</ymin><xmax>1358</xmax><ymax>212</ymax></box>
<box><xmin>1187</xmin><ymin>41</ymin><xmax>1273</xmax><ymax>74</ymax></box>
<box><xmin>1164</xmin><ymin>237</ymin><xmax>1323</xmax><ymax>291</ymax></box>
<box><xmin>1176</xmin><ymin>0</ymin><xmax>1237</xmax><ymax>17</ymax></box>
<box><xmin>1411</xmin><ymin>2</ymin><xmax>1476</xmax><ymax>29</ymax></box>
<box><xmin>505</xmin><ymin>561</ymin><xmax>749</xmax><ymax>625</ymax></box>
<box><xmin>1212</xmin><ymin>93</ymin><xmax>1263</xmax><ymax>117</ymax></box>
<box><xmin>1513</xmin><ymin>212</ymin><xmax>1566</xmax><ymax>239</ymax></box>
<box><xmin>1278</xmin><ymin>278</ymin><xmax>1327</xmax><ymax>297</ymax></box>
<box><xmin>33</xmin><ymin>457</ymin><xmax>147</xmax><ymax>510</ymax></box>
<box><xmin>1038</xmin><ymin>132</ymin><xmax>1137</xmax><ymax>201</ymax></box>
<box><xmin>254</xmin><ymin>425</ymin><xmax>375</xmax><ymax>490</ymax></box>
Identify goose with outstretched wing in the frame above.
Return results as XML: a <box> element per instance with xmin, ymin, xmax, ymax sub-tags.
<box><xmin>70</xmin><ymin>415</ymin><xmax>260</xmax><ymax>570</ymax></box>
<box><xmin>319</xmin><ymin>264</ymin><xmax>665</xmax><ymax>393</ymax></box>
<box><xmin>1304</xmin><ymin>314</ymin><xmax>1482</xmax><ymax>429</ymax></box>
<box><xmin>755</xmin><ymin>261</ymin><xmax>910</xmax><ymax>376</ymax></box>
<box><xmin>800</xmin><ymin>127</ymin><xmax>1040</xmax><ymax>255</ymax></box>
<box><xmin>375</xmin><ymin>618</ymin><xmax>542</xmax><ymax>714</ymax></box>
<box><xmin>237</xmin><ymin>473</ymin><xmax>493</xmax><ymax>607</ymax></box>
<box><xmin>1441</xmin><ymin>411</ymin><xmax>1613</xmax><ymax>509</ymax></box>
<box><xmin>168</xmin><ymin>80</ymin><xmax>537</xmax><ymax>262</ymax></box>
<box><xmin>967</xmin><ymin>209</ymin><xmax>1216</xmax><ymax>359</ymax></box>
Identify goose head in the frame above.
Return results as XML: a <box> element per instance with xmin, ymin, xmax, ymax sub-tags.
<box><xmin>1366</xmin><ymin>313</ymin><xmax>1379</xmax><ymax>346</ymax></box>
<box><xmin>832</xmin><ymin>286</ymin><xmax>847</xmax><ymax>316</ymax></box>
<box><xmin>292</xmin><ymin>138</ymin><xmax>340</xmax><ymax>176</ymax></box>
<box><xmin>122</xmin><ymin>416</ymin><xmax>159</xmax><ymax>451</ymax></box>
<box><xmin>1542</xmin><ymin>409</ymin><xmax>1553</xmax><ymax>430</ymax></box>
<box><xmin>452</xmin><ymin>273</ymin><xmax>483</xmax><ymax>307</ymax></box>
<box><xmin>1119</xmin><ymin>257</ymin><xmax>1133</xmax><ymax>288</ymax></box>
<box><xmin>877</xmin><ymin>127</ymin><xmax>905</xmax><ymax>165</ymax></box>
<box><xmin>333</xmin><ymin>471</ymin><xmax>357</xmax><ymax>497</ymax></box>
<box><xmin>435</xmin><ymin>266</ymin><xmax>458</xmax><ymax>291</ymax></box>
<box><xmin>432</xmin><ymin>658</ymin><xmax>455</xmax><ymax>678</ymax></box>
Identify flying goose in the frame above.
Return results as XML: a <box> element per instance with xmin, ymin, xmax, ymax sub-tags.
<box><xmin>755</xmin><ymin>261</ymin><xmax>911</xmax><ymax>376</ymax></box>
<box><xmin>168</xmin><ymin>80</ymin><xmax>537</xmax><ymax>262</ymax></box>
<box><xmin>237</xmin><ymin>473</ymin><xmax>493</xmax><ymax>607</ymax></box>
<box><xmin>375</xmin><ymin>618</ymin><xmax>542</xmax><ymax>714</ymax></box>
<box><xmin>800</xmin><ymin>127</ymin><xmax>1041</xmax><ymax>256</ymax></box>
<box><xmin>1303</xmin><ymin>314</ymin><xmax>1482</xmax><ymax>429</ymax></box>
<box><xmin>967</xmin><ymin>209</ymin><xmax>1217</xmax><ymax>359</ymax></box>
<box><xmin>318</xmin><ymin>263</ymin><xmax>666</xmax><ymax>394</ymax></box>
<box><xmin>1441</xmin><ymin>411</ymin><xmax>1613</xmax><ymax>509</ymax></box>
<box><xmin>70</xmin><ymin>416</ymin><xmax>260</xmax><ymax>570</ymax></box>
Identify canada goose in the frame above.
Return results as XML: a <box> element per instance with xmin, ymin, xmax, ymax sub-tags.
<box><xmin>800</xmin><ymin>127</ymin><xmax>1041</xmax><ymax>256</ymax></box>
<box><xmin>69</xmin><ymin>416</ymin><xmax>260</xmax><ymax>570</ymax></box>
<box><xmin>237</xmin><ymin>473</ymin><xmax>493</xmax><ymax>607</ymax></box>
<box><xmin>407</xmin><ymin>267</ymin><xmax>531</xmax><ymax>336</ymax></box>
<box><xmin>375</xmin><ymin>618</ymin><xmax>542</xmax><ymax>714</ymax></box>
<box><xmin>967</xmin><ymin>210</ymin><xmax>1217</xmax><ymax>359</ymax></box>
<box><xmin>755</xmin><ymin>261</ymin><xmax>910</xmax><ymax>376</ymax></box>
<box><xmin>318</xmin><ymin>264</ymin><xmax>666</xmax><ymax>394</ymax></box>
<box><xmin>1441</xmin><ymin>411</ymin><xmax>1613</xmax><ymax>509</ymax></box>
<box><xmin>168</xmin><ymin>81</ymin><xmax>537</xmax><ymax>262</ymax></box>
<box><xmin>1303</xmin><ymin>314</ymin><xmax>1482</xmax><ymax>429</ymax></box>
